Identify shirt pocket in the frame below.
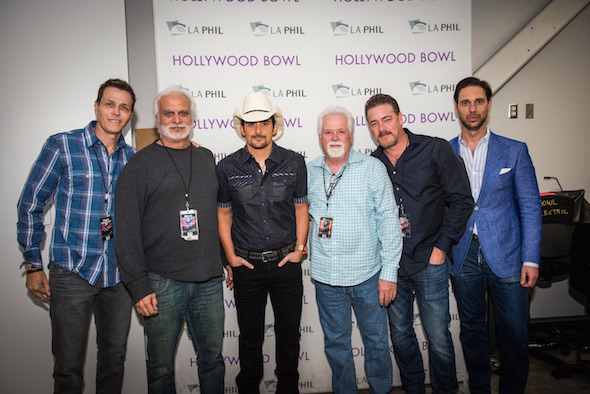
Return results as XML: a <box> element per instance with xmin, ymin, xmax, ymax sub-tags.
<box><xmin>271</xmin><ymin>172</ymin><xmax>297</xmax><ymax>201</ymax></box>
<box><xmin>65</xmin><ymin>170</ymin><xmax>98</xmax><ymax>209</ymax></box>
<box><xmin>228</xmin><ymin>174</ymin><xmax>253</xmax><ymax>200</ymax></box>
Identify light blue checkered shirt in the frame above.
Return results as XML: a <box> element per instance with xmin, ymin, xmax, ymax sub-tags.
<box><xmin>307</xmin><ymin>150</ymin><xmax>402</xmax><ymax>286</ymax></box>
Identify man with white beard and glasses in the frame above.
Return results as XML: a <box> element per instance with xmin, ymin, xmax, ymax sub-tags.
<box><xmin>366</xmin><ymin>93</ymin><xmax>473</xmax><ymax>394</ymax></box>
<box><xmin>307</xmin><ymin>105</ymin><xmax>402</xmax><ymax>394</ymax></box>
<box><xmin>115</xmin><ymin>85</ymin><xmax>228</xmax><ymax>394</ymax></box>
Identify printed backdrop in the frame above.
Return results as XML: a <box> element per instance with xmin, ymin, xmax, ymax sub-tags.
<box><xmin>152</xmin><ymin>0</ymin><xmax>471</xmax><ymax>392</ymax></box>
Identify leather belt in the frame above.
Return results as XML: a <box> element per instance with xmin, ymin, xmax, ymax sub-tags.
<box><xmin>472</xmin><ymin>234</ymin><xmax>479</xmax><ymax>242</ymax></box>
<box><xmin>235</xmin><ymin>243</ymin><xmax>295</xmax><ymax>263</ymax></box>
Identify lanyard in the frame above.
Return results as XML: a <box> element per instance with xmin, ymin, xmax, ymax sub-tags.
<box><xmin>322</xmin><ymin>162</ymin><xmax>347</xmax><ymax>212</ymax></box>
<box><xmin>92</xmin><ymin>144</ymin><xmax>119</xmax><ymax>216</ymax></box>
<box><xmin>160</xmin><ymin>140</ymin><xmax>193</xmax><ymax>210</ymax></box>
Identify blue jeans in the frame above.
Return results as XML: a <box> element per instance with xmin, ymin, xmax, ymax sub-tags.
<box><xmin>48</xmin><ymin>262</ymin><xmax>132</xmax><ymax>394</ymax></box>
<box><xmin>388</xmin><ymin>260</ymin><xmax>457</xmax><ymax>394</ymax></box>
<box><xmin>233</xmin><ymin>259</ymin><xmax>303</xmax><ymax>394</ymax></box>
<box><xmin>451</xmin><ymin>239</ymin><xmax>530</xmax><ymax>394</ymax></box>
<box><xmin>315</xmin><ymin>272</ymin><xmax>392</xmax><ymax>394</ymax></box>
<box><xmin>144</xmin><ymin>273</ymin><xmax>225</xmax><ymax>394</ymax></box>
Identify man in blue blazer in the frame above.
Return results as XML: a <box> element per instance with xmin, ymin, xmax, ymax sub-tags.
<box><xmin>449</xmin><ymin>77</ymin><xmax>542</xmax><ymax>394</ymax></box>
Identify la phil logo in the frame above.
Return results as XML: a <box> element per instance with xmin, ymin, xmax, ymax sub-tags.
<box><xmin>409</xmin><ymin>19</ymin><xmax>461</xmax><ymax>34</ymax></box>
<box><xmin>181</xmin><ymin>84</ymin><xmax>227</xmax><ymax>99</ymax></box>
<box><xmin>332</xmin><ymin>83</ymin><xmax>382</xmax><ymax>99</ymax></box>
<box><xmin>253</xmin><ymin>85</ymin><xmax>307</xmax><ymax>98</ymax></box>
<box><xmin>409</xmin><ymin>81</ymin><xmax>456</xmax><ymax>96</ymax></box>
<box><xmin>265</xmin><ymin>323</ymin><xmax>275</xmax><ymax>337</ymax></box>
<box><xmin>166</xmin><ymin>20</ymin><xmax>224</xmax><ymax>35</ymax></box>
<box><xmin>264</xmin><ymin>379</ymin><xmax>278</xmax><ymax>392</ymax></box>
<box><xmin>299</xmin><ymin>325</ymin><xmax>315</xmax><ymax>334</ymax></box>
<box><xmin>331</xmin><ymin>21</ymin><xmax>384</xmax><ymax>36</ymax></box>
<box><xmin>249</xmin><ymin>21</ymin><xmax>305</xmax><ymax>36</ymax></box>
<box><xmin>413</xmin><ymin>312</ymin><xmax>422</xmax><ymax>327</ymax></box>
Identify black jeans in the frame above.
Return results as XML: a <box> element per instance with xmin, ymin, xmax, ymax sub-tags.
<box><xmin>233</xmin><ymin>259</ymin><xmax>303</xmax><ymax>393</ymax></box>
<box><xmin>48</xmin><ymin>262</ymin><xmax>132</xmax><ymax>394</ymax></box>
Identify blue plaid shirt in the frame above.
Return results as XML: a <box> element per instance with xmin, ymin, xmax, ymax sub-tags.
<box><xmin>307</xmin><ymin>150</ymin><xmax>402</xmax><ymax>286</ymax></box>
<box><xmin>17</xmin><ymin>121</ymin><xmax>136</xmax><ymax>287</ymax></box>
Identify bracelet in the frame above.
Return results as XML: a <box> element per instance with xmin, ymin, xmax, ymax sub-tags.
<box><xmin>295</xmin><ymin>244</ymin><xmax>307</xmax><ymax>254</ymax></box>
<box><xmin>26</xmin><ymin>268</ymin><xmax>44</xmax><ymax>275</ymax></box>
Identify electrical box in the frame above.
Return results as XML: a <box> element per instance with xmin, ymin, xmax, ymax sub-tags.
<box><xmin>526</xmin><ymin>104</ymin><xmax>534</xmax><ymax>119</ymax></box>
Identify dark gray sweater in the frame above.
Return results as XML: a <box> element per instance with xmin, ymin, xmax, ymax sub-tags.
<box><xmin>115</xmin><ymin>141</ymin><xmax>223</xmax><ymax>303</ymax></box>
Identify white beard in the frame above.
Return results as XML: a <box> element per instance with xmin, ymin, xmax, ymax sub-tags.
<box><xmin>159</xmin><ymin>123</ymin><xmax>193</xmax><ymax>141</ymax></box>
<box><xmin>326</xmin><ymin>142</ymin><xmax>346</xmax><ymax>159</ymax></box>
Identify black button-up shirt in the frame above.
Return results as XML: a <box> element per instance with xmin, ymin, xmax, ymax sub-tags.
<box><xmin>217</xmin><ymin>142</ymin><xmax>307</xmax><ymax>252</ymax></box>
<box><xmin>372</xmin><ymin>129</ymin><xmax>473</xmax><ymax>276</ymax></box>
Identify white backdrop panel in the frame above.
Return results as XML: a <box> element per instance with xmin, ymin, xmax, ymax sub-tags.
<box><xmin>152</xmin><ymin>1</ymin><xmax>470</xmax><ymax>392</ymax></box>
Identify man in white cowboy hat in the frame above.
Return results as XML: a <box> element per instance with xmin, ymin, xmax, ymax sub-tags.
<box><xmin>217</xmin><ymin>91</ymin><xmax>309</xmax><ymax>393</ymax></box>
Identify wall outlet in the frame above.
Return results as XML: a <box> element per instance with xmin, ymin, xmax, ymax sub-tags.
<box><xmin>509</xmin><ymin>103</ymin><xmax>518</xmax><ymax>118</ymax></box>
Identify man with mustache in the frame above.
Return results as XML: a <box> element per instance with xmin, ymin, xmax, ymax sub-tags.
<box><xmin>307</xmin><ymin>105</ymin><xmax>402</xmax><ymax>393</ymax></box>
<box><xmin>449</xmin><ymin>77</ymin><xmax>541</xmax><ymax>393</ymax></box>
<box><xmin>366</xmin><ymin>94</ymin><xmax>473</xmax><ymax>394</ymax></box>
<box><xmin>217</xmin><ymin>92</ymin><xmax>308</xmax><ymax>393</ymax></box>
<box><xmin>115</xmin><ymin>85</ymin><xmax>227</xmax><ymax>393</ymax></box>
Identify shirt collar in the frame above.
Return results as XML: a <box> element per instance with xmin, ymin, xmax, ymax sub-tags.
<box><xmin>459</xmin><ymin>126</ymin><xmax>491</xmax><ymax>147</ymax></box>
<box><xmin>237</xmin><ymin>141</ymin><xmax>281</xmax><ymax>164</ymax></box>
<box><xmin>313</xmin><ymin>148</ymin><xmax>362</xmax><ymax>170</ymax></box>
<box><xmin>373</xmin><ymin>128</ymin><xmax>418</xmax><ymax>158</ymax></box>
<box><xmin>85</xmin><ymin>120</ymin><xmax>128</xmax><ymax>152</ymax></box>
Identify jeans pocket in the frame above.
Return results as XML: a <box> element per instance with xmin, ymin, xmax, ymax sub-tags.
<box><xmin>48</xmin><ymin>261</ymin><xmax>70</xmax><ymax>275</ymax></box>
<box><xmin>147</xmin><ymin>273</ymin><xmax>171</xmax><ymax>295</ymax></box>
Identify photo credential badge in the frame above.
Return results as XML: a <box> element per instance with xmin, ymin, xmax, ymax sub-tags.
<box><xmin>180</xmin><ymin>209</ymin><xmax>199</xmax><ymax>241</ymax></box>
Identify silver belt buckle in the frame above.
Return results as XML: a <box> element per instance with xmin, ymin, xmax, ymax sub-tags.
<box><xmin>261</xmin><ymin>251</ymin><xmax>275</xmax><ymax>263</ymax></box>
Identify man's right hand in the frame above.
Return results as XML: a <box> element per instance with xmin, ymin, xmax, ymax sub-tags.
<box><xmin>26</xmin><ymin>270</ymin><xmax>51</xmax><ymax>303</ymax></box>
<box><xmin>135</xmin><ymin>293</ymin><xmax>158</xmax><ymax>317</ymax></box>
<box><xmin>228</xmin><ymin>254</ymin><xmax>254</xmax><ymax>270</ymax></box>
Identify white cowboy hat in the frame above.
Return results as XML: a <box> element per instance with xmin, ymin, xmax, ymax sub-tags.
<box><xmin>233</xmin><ymin>91</ymin><xmax>284</xmax><ymax>140</ymax></box>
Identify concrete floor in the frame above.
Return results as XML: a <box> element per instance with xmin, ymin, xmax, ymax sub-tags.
<box><xmin>337</xmin><ymin>318</ymin><xmax>590</xmax><ymax>393</ymax></box>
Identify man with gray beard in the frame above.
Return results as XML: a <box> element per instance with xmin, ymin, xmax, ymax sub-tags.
<box><xmin>115</xmin><ymin>85</ymin><xmax>228</xmax><ymax>394</ymax></box>
<box><xmin>307</xmin><ymin>105</ymin><xmax>402</xmax><ymax>393</ymax></box>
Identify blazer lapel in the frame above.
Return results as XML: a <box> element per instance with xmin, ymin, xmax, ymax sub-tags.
<box><xmin>478</xmin><ymin>132</ymin><xmax>504</xmax><ymax>204</ymax></box>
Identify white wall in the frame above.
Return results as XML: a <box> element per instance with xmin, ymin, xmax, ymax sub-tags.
<box><xmin>1</xmin><ymin>1</ymin><xmax>588</xmax><ymax>393</ymax></box>
<box><xmin>0</xmin><ymin>1</ymin><xmax>147</xmax><ymax>393</ymax></box>
<box><xmin>472</xmin><ymin>0</ymin><xmax>589</xmax><ymax>319</ymax></box>
<box><xmin>472</xmin><ymin>0</ymin><xmax>551</xmax><ymax>71</ymax></box>
<box><xmin>476</xmin><ymin>4</ymin><xmax>590</xmax><ymax>318</ymax></box>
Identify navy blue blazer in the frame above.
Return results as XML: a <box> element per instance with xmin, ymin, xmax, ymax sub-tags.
<box><xmin>449</xmin><ymin>131</ymin><xmax>542</xmax><ymax>278</ymax></box>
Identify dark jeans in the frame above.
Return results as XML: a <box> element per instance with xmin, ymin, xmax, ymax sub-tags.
<box><xmin>387</xmin><ymin>260</ymin><xmax>458</xmax><ymax>394</ymax></box>
<box><xmin>451</xmin><ymin>239</ymin><xmax>530</xmax><ymax>394</ymax></box>
<box><xmin>144</xmin><ymin>273</ymin><xmax>225</xmax><ymax>394</ymax></box>
<box><xmin>48</xmin><ymin>262</ymin><xmax>132</xmax><ymax>394</ymax></box>
<box><xmin>233</xmin><ymin>259</ymin><xmax>303</xmax><ymax>394</ymax></box>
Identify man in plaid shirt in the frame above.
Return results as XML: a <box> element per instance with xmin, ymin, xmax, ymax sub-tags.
<box><xmin>17</xmin><ymin>79</ymin><xmax>136</xmax><ymax>394</ymax></box>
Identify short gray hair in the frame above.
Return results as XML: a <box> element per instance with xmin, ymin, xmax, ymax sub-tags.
<box><xmin>316</xmin><ymin>105</ymin><xmax>354</xmax><ymax>135</ymax></box>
